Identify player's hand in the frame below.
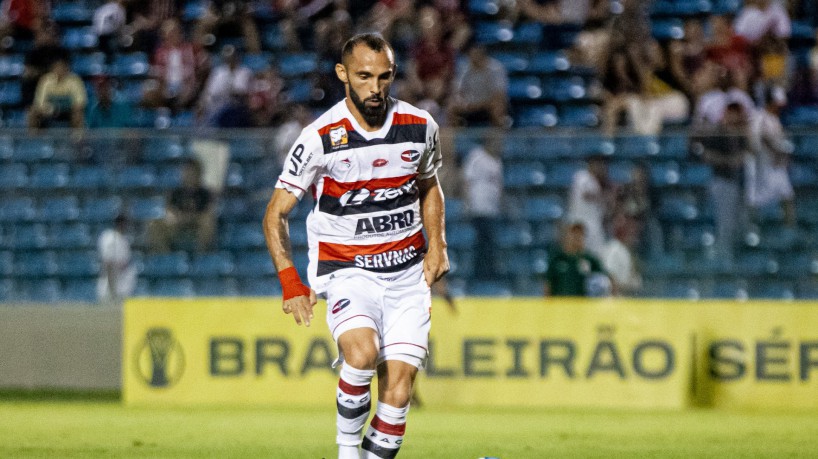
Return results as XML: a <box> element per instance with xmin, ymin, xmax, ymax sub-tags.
<box><xmin>423</xmin><ymin>247</ymin><xmax>450</xmax><ymax>287</ymax></box>
<box><xmin>282</xmin><ymin>289</ymin><xmax>317</xmax><ymax>327</ymax></box>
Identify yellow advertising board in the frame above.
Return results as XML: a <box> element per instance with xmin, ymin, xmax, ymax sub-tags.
<box><xmin>123</xmin><ymin>297</ymin><xmax>818</xmax><ymax>409</ymax></box>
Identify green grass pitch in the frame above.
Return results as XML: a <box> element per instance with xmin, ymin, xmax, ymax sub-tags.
<box><xmin>1</xmin><ymin>401</ymin><xmax>818</xmax><ymax>458</ymax></box>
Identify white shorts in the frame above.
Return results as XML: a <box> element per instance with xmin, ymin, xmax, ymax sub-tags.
<box><xmin>326</xmin><ymin>263</ymin><xmax>431</xmax><ymax>369</ymax></box>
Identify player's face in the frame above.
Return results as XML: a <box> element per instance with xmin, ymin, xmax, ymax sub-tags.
<box><xmin>336</xmin><ymin>44</ymin><xmax>395</xmax><ymax>128</ymax></box>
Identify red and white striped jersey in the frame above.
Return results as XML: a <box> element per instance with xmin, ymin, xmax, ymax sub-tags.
<box><xmin>275</xmin><ymin>98</ymin><xmax>442</xmax><ymax>294</ymax></box>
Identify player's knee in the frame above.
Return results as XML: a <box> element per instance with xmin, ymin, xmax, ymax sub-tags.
<box><xmin>380</xmin><ymin>384</ymin><xmax>412</xmax><ymax>408</ymax></box>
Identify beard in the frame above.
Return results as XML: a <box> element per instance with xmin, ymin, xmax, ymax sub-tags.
<box><xmin>349</xmin><ymin>88</ymin><xmax>389</xmax><ymax>127</ymax></box>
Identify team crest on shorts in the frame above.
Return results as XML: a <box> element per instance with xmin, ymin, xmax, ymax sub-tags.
<box><xmin>329</xmin><ymin>125</ymin><xmax>349</xmax><ymax>147</ymax></box>
<box><xmin>331</xmin><ymin>298</ymin><xmax>351</xmax><ymax>314</ymax></box>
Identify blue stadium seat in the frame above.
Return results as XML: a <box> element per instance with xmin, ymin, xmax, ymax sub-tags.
<box><xmin>508</xmin><ymin>77</ymin><xmax>544</xmax><ymax>101</ymax></box>
<box><xmin>38</xmin><ymin>196</ymin><xmax>81</xmax><ymax>222</ymax></box>
<box><xmin>658</xmin><ymin>192</ymin><xmax>701</xmax><ymax>221</ymax></box>
<box><xmin>1</xmin><ymin>108</ymin><xmax>26</xmax><ymax>127</ymax></box>
<box><xmin>446</xmin><ymin>222</ymin><xmax>477</xmax><ymax>250</ymax></box>
<box><xmin>62</xmin><ymin>279</ymin><xmax>98</xmax><ymax>302</ymax></box>
<box><xmin>779</xmin><ymin>252</ymin><xmax>818</xmax><ymax>278</ymax></box>
<box><xmin>468</xmin><ymin>0</ymin><xmax>501</xmax><ymax>16</ymax></box>
<box><xmin>661</xmin><ymin>280</ymin><xmax>701</xmax><ymax>300</ymax></box>
<box><xmin>278</xmin><ymin>53</ymin><xmax>318</xmax><ymax>78</ymax></box>
<box><xmin>14</xmin><ymin>251</ymin><xmax>57</xmax><ymax>277</ymax></box>
<box><xmin>524</xmin><ymin>195</ymin><xmax>564</xmax><ymax>222</ymax></box>
<box><xmin>615</xmin><ymin>135</ymin><xmax>660</xmax><ymax>158</ymax></box>
<box><xmin>528</xmin><ymin>51</ymin><xmax>570</xmax><ymax>74</ymax></box>
<box><xmin>49</xmin><ymin>223</ymin><xmax>93</xmax><ymax>249</ymax></box>
<box><xmin>710</xmin><ymin>279</ymin><xmax>749</xmax><ymax>300</ymax></box>
<box><xmin>650</xmin><ymin>161</ymin><xmax>681</xmax><ymax>187</ymax></box>
<box><xmin>8</xmin><ymin>224</ymin><xmax>48</xmax><ymax>249</ymax></box>
<box><xmin>110</xmin><ymin>52</ymin><xmax>150</xmax><ymax>77</ymax></box>
<box><xmin>678</xmin><ymin>163</ymin><xmax>712</xmax><ymax>187</ymax></box>
<box><xmin>531</xmin><ymin>222</ymin><xmax>559</xmax><ymax>247</ymax></box>
<box><xmin>221</xmin><ymin>222</ymin><xmax>266</xmax><ymax>249</ymax></box>
<box><xmin>512</xmin><ymin>22</ymin><xmax>543</xmax><ymax>46</ymax></box>
<box><xmin>289</xmin><ymin>221</ymin><xmax>309</xmax><ymax>248</ymax></box>
<box><xmin>658</xmin><ymin>134</ymin><xmax>689</xmax><ymax>160</ymax></box>
<box><xmin>782</xmin><ymin>105</ymin><xmax>818</xmax><ymax>127</ymax></box>
<box><xmin>51</xmin><ymin>1</ymin><xmax>94</xmax><ymax>23</ymax></box>
<box><xmin>445</xmin><ymin>198</ymin><xmax>466</xmax><ymax>223</ymax></box>
<box><xmin>156</xmin><ymin>165</ymin><xmax>183</xmax><ymax>190</ymax></box>
<box><xmin>71</xmin><ymin>52</ymin><xmax>106</xmax><ymax>77</ymax></box>
<box><xmin>239</xmin><ymin>277</ymin><xmax>281</xmax><ymax>296</ymax></box>
<box><xmin>734</xmin><ymin>252</ymin><xmax>779</xmax><ymax>277</ymax></box>
<box><xmin>262</xmin><ymin>24</ymin><xmax>287</xmax><ymax>51</ymax></box>
<box><xmin>790</xmin><ymin>162</ymin><xmax>818</xmax><ymax>188</ymax></box>
<box><xmin>233</xmin><ymin>250</ymin><xmax>276</xmax><ymax>276</ymax></box>
<box><xmin>141</xmin><ymin>252</ymin><xmax>190</xmax><ymax>277</ymax></box>
<box><xmin>494</xmin><ymin>221</ymin><xmax>533</xmax><ymax>249</ymax></box>
<box><xmin>25</xmin><ymin>279</ymin><xmax>62</xmax><ymax>302</ymax></box>
<box><xmin>229</xmin><ymin>137</ymin><xmax>266</xmax><ymax>161</ymax></box>
<box><xmin>0</xmin><ymin>80</ymin><xmax>21</xmax><ymax>106</ymax></box>
<box><xmin>0</xmin><ymin>53</ymin><xmax>24</xmax><ymax>78</ymax></box>
<box><xmin>794</xmin><ymin>133</ymin><xmax>818</xmax><ymax>159</ymax></box>
<box><xmin>286</xmin><ymin>79</ymin><xmax>315</xmax><ymax>104</ymax></box>
<box><xmin>182</xmin><ymin>0</ymin><xmax>208</xmax><ymax>21</ymax></box>
<box><xmin>513</xmin><ymin>105</ymin><xmax>558</xmax><ymax>128</ymax></box>
<box><xmin>81</xmin><ymin>196</ymin><xmax>122</xmax><ymax>223</ymax></box>
<box><xmin>195</xmin><ymin>278</ymin><xmax>239</xmax><ymax>296</ymax></box>
<box><xmin>224</xmin><ymin>162</ymin><xmax>245</xmax><ymax>188</ymax></box>
<box><xmin>55</xmin><ymin>251</ymin><xmax>99</xmax><ymax>277</ymax></box>
<box><xmin>0</xmin><ymin>197</ymin><xmax>36</xmax><ymax>222</ymax></box>
<box><xmin>504</xmin><ymin>161</ymin><xmax>546</xmax><ymax>189</ymax></box>
<box><xmin>243</xmin><ymin>53</ymin><xmax>273</xmax><ymax>72</ymax></box>
<box><xmin>128</xmin><ymin>196</ymin><xmax>165</xmax><ymax>221</ymax></box>
<box><xmin>14</xmin><ymin>138</ymin><xmax>55</xmax><ymax>162</ymax></box>
<box><xmin>115</xmin><ymin>165</ymin><xmax>158</xmax><ymax>189</ymax></box>
<box><xmin>474</xmin><ymin>21</ymin><xmax>514</xmax><ymax>45</ymax></box>
<box><xmin>0</xmin><ymin>251</ymin><xmax>12</xmax><ymax>275</ymax></box>
<box><xmin>143</xmin><ymin>137</ymin><xmax>188</xmax><ymax>162</ymax></box>
<box><xmin>70</xmin><ymin>165</ymin><xmax>112</xmax><ymax>190</ymax></box>
<box><xmin>151</xmin><ymin>279</ymin><xmax>195</xmax><ymax>297</ymax></box>
<box><xmin>652</xmin><ymin>19</ymin><xmax>684</xmax><ymax>40</ymax></box>
<box><xmin>546</xmin><ymin>162</ymin><xmax>582</xmax><ymax>188</ymax></box>
<box><xmin>0</xmin><ymin>278</ymin><xmax>14</xmax><ymax>301</ymax></box>
<box><xmin>190</xmin><ymin>252</ymin><xmax>235</xmax><ymax>277</ymax></box>
<box><xmin>61</xmin><ymin>27</ymin><xmax>98</xmax><ymax>50</ymax></box>
<box><xmin>573</xmin><ymin>135</ymin><xmax>615</xmax><ymax>158</ymax></box>
<box><xmin>557</xmin><ymin>104</ymin><xmax>599</xmax><ymax>128</ymax></box>
<box><xmin>218</xmin><ymin>196</ymin><xmax>250</xmax><ymax>221</ymax></box>
<box><xmin>0</xmin><ymin>162</ymin><xmax>27</xmax><ymax>188</ymax></box>
<box><xmin>547</xmin><ymin>76</ymin><xmax>588</xmax><ymax>102</ymax></box>
<box><xmin>29</xmin><ymin>163</ymin><xmax>70</xmax><ymax>189</ymax></box>
<box><xmin>448</xmin><ymin>249</ymin><xmax>474</xmax><ymax>278</ymax></box>
<box><xmin>750</xmin><ymin>281</ymin><xmax>795</xmax><ymax>300</ymax></box>
<box><xmin>493</xmin><ymin>52</ymin><xmax>530</xmax><ymax>74</ymax></box>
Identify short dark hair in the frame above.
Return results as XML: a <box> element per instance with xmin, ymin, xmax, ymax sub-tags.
<box><xmin>341</xmin><ymin>33</ymin><xmax>393</xmax><ymax>65</ymax></box>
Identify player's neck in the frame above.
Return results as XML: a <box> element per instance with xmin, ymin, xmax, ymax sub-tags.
<box><xmin>344</xmin><ymin>98</ymin><xmax>389</xmax><ymax>132</ymax></box>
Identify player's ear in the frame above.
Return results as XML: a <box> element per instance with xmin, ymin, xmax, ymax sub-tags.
<box><xmin>335</xmin><ymin>63</ymin><xmax>348</xmax><ymax>84</ymax></box>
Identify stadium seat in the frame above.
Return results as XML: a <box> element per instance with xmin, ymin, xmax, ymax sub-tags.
<box><xmin>0</xmin><ymin>53</ymin><xmax>24</xmax><ymax>78</ymax></box>
<box><xmin>189</xmin><ymin>252</ymin><xmax>235</xmax><ymax>277</ymax></box>
<box><xmin>573</xmin><ymin>135</ymin><xmax>615</xmax><ymax>158</ymax></box>
<box><xmin>262</xmin><ymin>24</ymin><xmax>288</xmax><ymax>51</ymax></box>
<box><xmin>528</xmin><ymin>50</ymin><xmax>570</xmax><ymax>74</ymax></box>
<box><xmin>658</xmin><ymin>192</ymin><xmax>701</xmax><ymax>222</ymax></box>
<box><xmin>278</xmin><ymin>53</ymin><xmax>318</xmax><ymax>78</ymax></box>
<box><xmin>61</xmin><ymin>27</ymin><xmax>98</xmax><ymax>50</ymax></box>
<box><xmin>233</xmin><ymin>250</ymin><xmax>276</xmax><ymax>276</ymax></box>
<box><xmin>524</xmin><ymin>195</ymin><xmax>564</xmax><ymax>222</ymax></box>
<box><xmin>660</xmin><ymin>280</ymin><xmax>701</xmax><ymax>300</ymax></box>
<box><xmin>448</xmin><ymin>249</ymin><xmax>474</xmax><ymax>278</ymax></box>
<box><xmin>229</xmin><ymin>136</ymin><xmax>266</xmax><ymax>161</ymax></box>
<box><xmin>678</xmin><ymin>163</ymin><xmax>712</xmax><ymax>188</ymax></box>
<box><xmin>651</xmin><ymin>19</ymin><xmax>684</xmax><ymax>40</ymax></box>
<box><xmin>49</xmin><ymin>223</ymin><xmax>93</xmax><ymax>249</ymax></box>
<box><xmin>115</xmin><ymin>165</ymin><xmax>158</xmax><ymax>189</ymax></box>
<box><xmin>195</xmin><ymin>278</ymin><xmax>239</xmax><ymax>296</ymax></box>
<box><xmin>750</xmin><ymin>281</ymin><xmax>795</xmax><ymax>300</ymax></box>
<box><xmin>513</xmin><ymin>105</ymin><xmax>558</xmax><ymax>128</ymax></box>
<box><xmin>13</xmin><ymin>138</ymin><xmax>55</xmax><ymax>162</ymax></box>
<box><xmin>54</xmin><ymin>251</ymin><xmax>99</xmax><ymax>277</ymax></box>
<box><xmin>734</xmin><ymin>252</ymin><xmax>779</xmax><ymax>277</ymax></box>
<box><xmin>466</xmin><ymin>279</ymin><xmax>512</xmax><ymax>297</ymax></box>
<box><xmin>0</xmin><ymin>197</ymin><xmax>36</xmax><ymax>222</ymax></box>
<box><xmin>143</xmin><ymin>137</ymin><xmax>188</xmax><ymax>162</ymax></box>
<box><xmin>70</xmin><ymin>165</ymin><xmax>112</xmax><ymax>190</ymax></box>
<box><xmin>25</xmin><ymin>279</ymin><xmax>62</xmax><ymax>302</ymax></box>
<box><xmin>494</xmin><ymin>221</ymin><xmax>533</xmax><ymax>249</ymax></box>
<box><xmin>62</xmin><ymin>278</ymin><xmax>98</xmax><ymax>302</ymax></box>
<box><xmin>218</xmin><ymin>196</ymin><xmax>250</xmax><ymax>221</ymax></box>
<box><xmin>156</xmin><ymin>165</ymin><xmax>183</xmax><ymax>190</ymax></box>
<box><xmin>513</xmin><ymin>22</ymin><xmax>544</xmax><ymax>47</ymax></box>
<box><xmin>444</xmin><ymin>198</ymin><xmax>466</xmax><ymax>223</ymax></box>
<box><xmin>710</xmin><ymin>278</ymin><xmax>749</xmax><ymax>300</ymax></box>
<box><xmin>0</xmin><ymin>162</ymin><xmax>27</xmax><ymax>188</ymax></box>
<box><xmin>8</xmin><ymin>223</ymin><xmax>48</xmax><ymax>249</ymax></box>
<box><xmin>151</xmin><ymin>278</ymin><xmax>195</xmax><ymax>297</ymax></box>
<box><xmin>0</xmin><ymin>80</ymin><xmax>21</xmax><ymax>106</ymax></box>
<box><xmin>141</xmin><ymin>252</ymin><xmax>190</xmax><ymax>278</ymax></box>
<box><xmin>546</xmin><ymin>162</ymin><xmax>582</xmax><ymax>188</ymax></box>
<box><xmin>128</xmin><ymin>196</ymin><xmax>165</xmax><ymax>221</ymax></box>
<box><xmin>0</xmin><ymin>278</ymin><xmax>13</xmax><ymax>301</ymax></box>
<box><xmin>81</xmin><ymin>196</ymin><xmax>122</xmax><ymax>223</ymax></box>
<box><xmin>547</xmin><ymin>76</ymin><xmax>588</xmax><ymax>102</ymax></box>
<box><xmin>508</xmin><ymin>77</ymin><xmax>544</xmax><ymax>102</ymax></box>
<box><xmin>14</xmin><ymin>251</ymin><xmax>57</xmax><ymax>277</ymax></box>
<box><xmin>531</xmin><ymin>222</ymin><xmax>559</xmax><ymax>247</ymax></box>
<box><xmin>474</xmin><ymin>21</ymin><xmax>514</xmax><ymax>45</ymax></box>
<box><xmin>220</xmin><ymin>222</ymin><xmax>266</xmax><ymax>249</ymax></box>
<box><xmin>504</xmin><ymin>161</ymin><xmax>546</xmax><ymax>189</ymax></box>
<box><xmin>38</xmin><ymin>196</ymin><xmax>81</xmax><ymax>222</ymax></box>
<box><xmin>110</xmin><ymin>52</ymin><xmax>150</xmax><ymax>77</ymax></box>
<box><xmin>446</xmin><ymin>223</ymin><xmax>477</xmax><ymax>250</ymax></box>
<box><xmin>0</xmin><ymin>251</ymin><xmax>12</xmax><ymax>275</ymax></box>
<box><xmin>239</xmin><ymin>277</ymin><xmax>281</xmax><ymax>296</ymax></box>
<box><xmin>790</xmin><ymin>162</ymin><xmax>818</xmax><ymax>188</ymax></box>
<box><xmin>71</xmin><ymin>52</ymin><xmax>106</xmax><ymax>77</ymax></box>
<box><xmin>557</xmin><ymin>104</ymin><xmax>599</xmax><ymax>128</ymax></box>
<box><xmin>51</xmin><ymin>1</ymin><xmax>94</xmax><ymax>24</ymax></box>
<box><xmin>29</xmin><ymin>163</ymin><xmax>70</xmax><ymax>189</ymax></box>
<box><xmin>614</xmin><ymin>135</ymin><xmax>660</xmax><ymax>158</ymax></box>
<box><xmin>468</xmin><ymin>0</ymin><xmax>501</xmax><ymax>17</ymax></box>
<box><xmin>493</xmin><ymin>51</ymin><xmax>530</xmax><ymax>74</ymax></box>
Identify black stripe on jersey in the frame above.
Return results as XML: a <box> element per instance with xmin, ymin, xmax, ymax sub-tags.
<box><xmin>321</xmin><ymin>124</ymin><xmax>427</xmax><ymax>154</ymax></box>
<box><xmin>361</xmin><ymin>437</ymin><xmax>399</xmax><ymax>459</ymax></box>
<box><xmin>337</xmin><ymin>400</ymin><xmax>371</xmax><ymax>419</ymax></box>
<box><xmin>318</xmin><ymin>187</ymin><xmax>419</xmax><ymax>216</ymax></box>
<box><xmin>317</xmin><ymin>250</ymin><xmax>424</xmax><ymax>277</ymax></box>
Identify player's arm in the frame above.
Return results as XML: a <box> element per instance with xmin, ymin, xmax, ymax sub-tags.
<box><xmin>418</xmin><ymin>175</ymin><xmax>449</xmax><ymax>287</ymax></box>
<box><xmin>263</xmin><ymin>188</ymin><xmax>317</xmax><ymax>327</ymax></box>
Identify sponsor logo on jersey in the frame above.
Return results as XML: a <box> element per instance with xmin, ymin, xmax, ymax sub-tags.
<box><xmin>354</xmin><ymin>246</ymin><xmax>418</xmax><ymax>269</ymax></box>
<box><xmin>338</xmin><ymin>179</ymin><xmax>416</xmax><ymax>207</ymax></box>
<box><xmin>287</xmin><ymin>144</ymin><xmax>313</xmax><ymax>176</ymax></box>
<box><xmin>401</xmin><ymin>150</ymin><xmax>420</xmax><ymax>162</ymax></box>
<box><xmin>372</xmin><ymin>158</ymin><xmax>388</xmax><ymax>167</ymax></box>
<box><xmin>331</xmin><ymin>298</ymin><xmax>351</xmax><ymax>314</ymax></box>
<box><xmin>329</xmin><ymin>126</ymin><xmax>348</xmax><ymax>147</ymax></box>
<box><xmin>355</xmin><ymin>210</ymin><xmax>414</xmax><ymax>235</ymax></box>
<box><xmin>340</xmin><ymin>158</ymin><xmax>352</xmax><ymax>168</ymax></box>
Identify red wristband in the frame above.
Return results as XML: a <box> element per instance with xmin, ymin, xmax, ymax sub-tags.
<box><xmin>279</xmin><ymin>267</ymin><xmax>310</xmax><ymax>301</ymax></box>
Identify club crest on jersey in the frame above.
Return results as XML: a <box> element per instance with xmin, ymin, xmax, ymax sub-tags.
<box><xmin>329</xmin><ymin>126</ymin><xmax>348</xmax><ymax>147</ymax></box>
<box><xmin>401</xmin><ymin>150</ymin><xmax>420</xmax><ymax>162</ymax></box>
<box><xmin>372</xmin><ymin>158</ymin><xmax>388</xmax><ymax>167</ymax></box>
<box><xmin>331</xmin><ymin>298</ymin><xmax>351</xmax><ymax>314</ymax></box>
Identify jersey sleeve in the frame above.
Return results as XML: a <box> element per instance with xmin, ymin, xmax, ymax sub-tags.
<box><xmin>418</xmin><ymin>116</ymin><xmax>442</xmax><ymax>180</ymax></box>
<box><xmin>275</xmin><ymin>128</ymin><xmax>323</xmax><ymax>200</ymax></box>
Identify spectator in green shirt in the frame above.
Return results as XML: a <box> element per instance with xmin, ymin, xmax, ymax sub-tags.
<box><xmin>545</xmin><ymin>221</ymin><xmax>610</xmax><ymax>297</ymax></box>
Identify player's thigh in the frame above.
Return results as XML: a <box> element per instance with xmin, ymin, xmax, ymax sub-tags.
<box><xmin>338</xmin><ymin>327</ymin><xmax>380</xmax><ymax>369</ymax></box>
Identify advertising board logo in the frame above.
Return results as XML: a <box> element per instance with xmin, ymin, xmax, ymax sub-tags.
<box><xmin>331</xmin><ymin>298</ymin><xmax>351</xmax><ymax>314</ymax></box>
<box><xmin>135</xmin><ymin>327</ymin><xmax>185</xmax><ymax>388</ymax></box>
<box><xmin>401</xmin><ymin>150</ymin><xmax>420</xmax><ymax>162</ymax></box>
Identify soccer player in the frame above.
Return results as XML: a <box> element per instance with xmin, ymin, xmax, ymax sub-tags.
<box><xmin>263</xmin><ymin>33</ymin><xmax>449</xmax><ymax>458</ymax></box>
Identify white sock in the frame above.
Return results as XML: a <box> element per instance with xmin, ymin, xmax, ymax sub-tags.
<box><xmin>361</xmin><ymin>402</ymin><xmax>409</xmax><ymax>459</ymax></box>
<box><xmin>336</xmin><ymin>364</ymin><xmax>376</xmax><ymax>456</ymax></box>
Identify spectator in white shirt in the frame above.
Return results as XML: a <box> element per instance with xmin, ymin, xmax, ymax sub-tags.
<box><xmin>733</xmin><ymin>0</ymin><xmax>791</xmax><ymax>44</ymax></box>
<box><xmin>97</xmin><ymin>214</ymin><xmax>137</xmax><ymax>305</ymax></box>
<box><xmin>93</xmin><ymin>0</ymin><xmax>126</xmax><ymax>62</ymax></box>
<box><xmin>567</xmin><ymin>154</ymin><xmax>612</xmax><ymax>258</ymax></box>
<box><xmin>602</xmin><ymin>215</ymin><xmax>642</xmax><ymax>296</ymax></box>
<box><xmin>197</xmin><ymin>44</ymin><xmax>253</xmax><ymax>125</ymax></box>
